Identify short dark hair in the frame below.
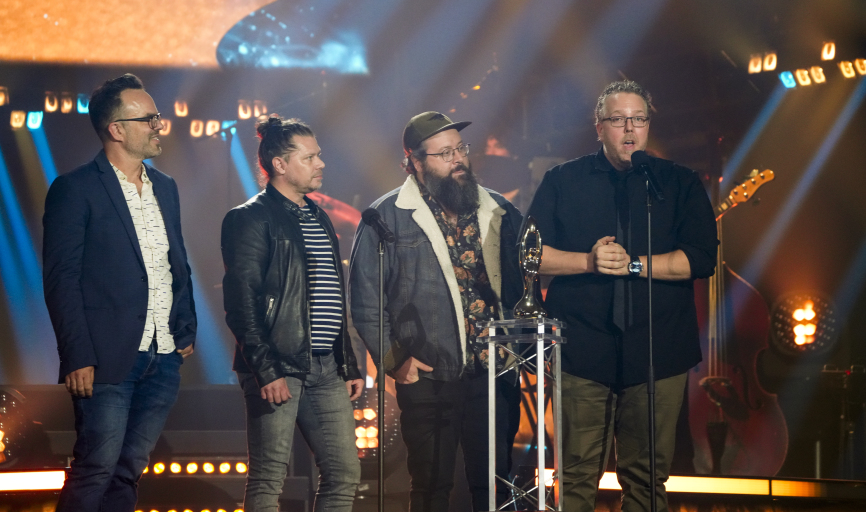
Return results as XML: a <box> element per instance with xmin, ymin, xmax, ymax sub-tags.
<box><xmin>595</xmin><ymin>80</ymin><xmax>653</xmax><ymax>124</ymax></box>
<box><xmin>255</xmin><ymin>114</ymin><xmax>315</xmax><ymax>186</ymax></box>
<box><xmin>89</xmin><ymin>74</ymin><xmax>145</xmax><ymax>140</ymax></box>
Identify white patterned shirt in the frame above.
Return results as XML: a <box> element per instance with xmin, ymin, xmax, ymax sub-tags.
<box><xmin>111</xmin><ymin>163</ymin><xmax>175</xmax><ymax>353</ymax></box>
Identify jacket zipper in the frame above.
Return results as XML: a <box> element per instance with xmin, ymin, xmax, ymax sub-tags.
<box><xmin>265</xmin><ymin>296</ymin><xmax>275</xmax><ymax>322</ymax></box>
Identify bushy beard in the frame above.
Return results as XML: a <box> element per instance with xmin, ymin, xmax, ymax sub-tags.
<box><xmin>421</xmin><ymin>161</ymin><xmax>479</xmax><ymax>216</ymax></box>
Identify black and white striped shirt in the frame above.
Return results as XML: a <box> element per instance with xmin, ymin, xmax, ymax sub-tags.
<box><xmin>299</xmin><ymin>204</ymin><xmax>343</xmax><ymax>353</ymax></box>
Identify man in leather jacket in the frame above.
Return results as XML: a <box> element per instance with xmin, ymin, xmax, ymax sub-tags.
<box><xmin>221</xmin><ymin>115</ymin><xmax>363</xmax><ymax>512</ymax></box>
<box><xmin>349</xmin><ymin>112</ymin><xmax>524</xmax><ymax>512</ymax></box>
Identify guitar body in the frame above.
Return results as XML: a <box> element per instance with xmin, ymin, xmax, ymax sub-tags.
<box><xmin>690</xmin><ymin>264</ymin><xmax>788</xmax><ymax>475</ymax></box>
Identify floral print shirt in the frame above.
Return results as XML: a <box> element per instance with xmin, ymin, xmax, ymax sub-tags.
<box><xmin>418</xmin><ymin>182</ymin><xmax>505</xmax><ymax>374</ymax></box>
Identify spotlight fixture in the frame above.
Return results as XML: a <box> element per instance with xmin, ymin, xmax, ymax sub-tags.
<box><xmin>60</xmin><ymin>93</ymin><xmax>74</xmax><ymax>113</ymax></box>
<box><xmin>205</xmin><ymin>120</ymin><xmax>220</xmax><ymax>137</ymax></box>
<box><xmin>0</xmin><ymin>86</ymin><xmax>8</xmax><ymax>106</ymax></box>
<box><xmin>174</xmin><ymin>101</ymin><xmax>188</xmax><ymax>117</ymax></box>
<box><xmin>170</xmin><ymin>462</ymin><xmax>181</xmax><ymax>474</ymax></box>
<box><xmin>809</xmin><ymin>66</ymin><xmax>826</xmax><ymax>84</ymax></box>
<box><xmin>186</xmin><ymin>462</ymin><xmax>198</xmax><ymax>474</ymax></box>
<box><xmin>219</xmin><ymin>462</ymin><xmax>231</xmax><ymax>474</ymax></box>
<box><xmin>855</xmin><ymin>59</ymin><xmax>866</xmax><ymax>75</ymax></box>
<box><xmin>235</xmin><ymin>462</ymin><xmax>247</xmax><ymax>473</ymax></box>
<box><xmin>253</xmin><ymin>100</ymin><xmax>267</xmax><ymax>118</ymax></box>
<box><xmin>821</xmin><ymin>42</ymin><xmax>835</xmax><ymax>61</ymax></box>
<box><xmin>839</xmin><ymin>61</ymin><xmax>856</xmax><ymax>78</ymax></box>
<box><xmin>76</xmin><ymin>94</ymin><xmax>89</xmax><ymax>114</ymax></box>
<box><xmin>779</xmin><ymin>71</ymin><xmax>797</xmax><ymax>89</ymax></box>
<box><xmin>748</xmin><ymin>54</ymin><xmax>763</xmax><ymax>74</ymax></box>
<box><xmin>159</xmin><ymin>119</ymin><xmax>172</xmax><ymax>136</ymax></box>
<box><xmin>238</xmin><ymin>100</ymin><xmax>252</xmax><ymax>120</ymax></box>
<box><xmin>190</xmin><ymin>120</ymin><xmax>204</xmax><ymax>138</ymax></box>
<box><xmin>794</xmin><ymin>69</ymin><xmax>812</xmax><ymax>86</ymax></box>
<box><xmin>44</xmin><ymin>92</ymin><xmax>58</xmax><ymax>112</ymax></box>
<box><xmin>770</xmin><ymin>292</ymin><xmax>838</xmax><ymax>359</ymax></box>
<box><xmin>10</xmin><ymin>111</ymin><xmax>26</xmax><ymax>129</ymax></box>
<box><xmin>153</xmin><ymin>462</ymin><xmax>165</xmax><ymax>474</ymax></box>
<box><xmin>26</xmin><ymin>112</ymin><xmax>43</xmax><ymax>130</ymax></box>
<box><xmin>203</xmin><ymin>462</ymin><xmax>214</xmax><ymax>473</ymax></box>
<box><xmin>762</xmin><ymin>53</ymin><xmax>777</xmax><ymax>71</ymax></box>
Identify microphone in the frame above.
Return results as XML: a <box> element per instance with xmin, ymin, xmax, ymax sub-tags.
<box><xmin>362</xmin><ymin>208</ymin><xmax>396</xmax><ymax>243</ymax></box>
<box><xmin>631</xmin><ymin>150</ymin><xmax>665</xmax><ymax>203</ymax></box>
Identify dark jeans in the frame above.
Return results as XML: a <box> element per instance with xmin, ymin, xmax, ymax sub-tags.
<box><xmin>395</xmin><ymin>373</ymin><xmax>521</xmax><ymax>512</ymax></box>
<box><xmin>560</xmin><ymin>372</ymin><xmax>687</xmax><ymax>512</ymax></box>
<box><xmin>239</xmin><ymin>353</ymin><xmax>360</xmax><ymax>512</ymax></box>
<box><xmin>56</xmin><ymin>343</ymin><xmax>182</xmax><ymax>512</ymax></box>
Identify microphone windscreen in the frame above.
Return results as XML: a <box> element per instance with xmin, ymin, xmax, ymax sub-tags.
<box><xmin>631</xmin><ymin>150</ymin><xmax>651</xmax><ymax>168</ymax></box>
<box><xmin>361</xmin><ymin>208</ymin><xmax>381</xmax><ymax>225</ymax></box>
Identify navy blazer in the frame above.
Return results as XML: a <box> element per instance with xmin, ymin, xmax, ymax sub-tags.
<box><xmin>43</xmin><ymin>150</ymin><xmax>196</xmax><ymax>384</ymax></box>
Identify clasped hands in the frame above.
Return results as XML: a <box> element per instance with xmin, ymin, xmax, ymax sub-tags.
<box><xmin>587</xmin><ymin>236</ymin><xmax>631</xmax><ymax>276</ymax></box>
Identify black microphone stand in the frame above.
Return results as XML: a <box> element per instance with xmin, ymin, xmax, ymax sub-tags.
<box><xmin>376</xmin><ymin>238</ymin><xmax>386</xmax><ymax>512</ymax></box>
<box><xmin>641</xmin><ymin>164</ymin><xmax>664</xmax><ymax>512</ymax></box>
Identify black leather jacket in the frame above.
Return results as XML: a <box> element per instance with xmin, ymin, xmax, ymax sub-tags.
<box><xmin>221</xmin><ymin>184</ymin><xmax>361</xmax><ymax>387</ymax></box>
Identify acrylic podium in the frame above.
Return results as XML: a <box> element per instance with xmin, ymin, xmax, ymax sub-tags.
<box><xmin>479</xmin><ymin>315</ymin><xmax>565</xmax><ymax>511</ymax></box>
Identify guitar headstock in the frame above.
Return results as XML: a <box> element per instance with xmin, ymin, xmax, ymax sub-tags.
<box><xmin>727</xmin><ymin>169</ymin><xmax>775</xmax><ymax>205</ymax></box>
<box><xmin>716</xmin><ymin>169</ymin><xmax>775</xmax><ymax>219</ymax></box>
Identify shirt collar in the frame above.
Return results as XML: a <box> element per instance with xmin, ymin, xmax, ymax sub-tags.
<box><xmin>109</xmin><ymin>162</ymin><xmax>149</xmax><ymax>183</ymax></box>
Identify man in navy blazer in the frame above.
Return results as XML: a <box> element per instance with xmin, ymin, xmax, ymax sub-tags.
<box><xmin>43</xmin><ymin>74</ymin><xmax>196</xmax><ymax>511</ymax></box>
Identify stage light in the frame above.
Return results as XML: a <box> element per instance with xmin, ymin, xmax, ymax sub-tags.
<box><xmin>0</xmin><ymin>87</ymin><xmax>7</xmax><ymax>106</ymax></box>
<box><xmin>186</xmin><ymin>462</ymin><xmax>198</xmax><ymax>474</ymax></box>
<box><xmin>771</xmin><ymin>292</ymin><xmax>838</xmax><ymax>358</ymax></box>
<box><xmin>153</xmin><ymin>462</ymin><xmax>165</xmax><ymax>474</ymax></box>
<box><xmin>26</xmin><ymin>111</ymin><xmax>43</xmax><ymax>130</ymax></box>
<box><xmin>174</xmin><ymin>101</ymin><xmax>188</xmax><ymax>117</ymax></box>
<box><xmin>235</xmin><ymin>509</ymin><xmax>244</xmax><ymax>512</ymax></box>
<box><xmin>810</xmin><ymin>66</ymin><xmax>826</xmax><ymax>84</ymax></box>
<box><xmin>535</xmin><ymin>468</ymin><xmax>555</xmax><ymax>487</ymax></box>
<box><xmin>821</xmin><ymin>42</ymin><xmax>835</xmax><ymax>61</ymax></box>
<box><xmin>203</xmin><ymin>462</ymin><xmax>214</xmax><ymax>473</ymax></box>
<box><xmin>143</xmin><ymin>466</ymin><xmax>148</xmax><ymax>474</ymax></box>
<box><xmin>238</xmin><ymin>100</ymin><xmax>252</xmax><ymax>120</ymax></box>
<box><xmin>60</xmin><ymin>93</ymin><xmax>74</xmax><ymax>113</ymax></box>
<box><xmin>356</xmin><ymin>438</ymin><xmax>368</xmax><ymax>449</ymax></box>
<box><xmin>839</xmin><ymin>61</ymin><xmax>856</xmax><ymax>78</ymax></box>
<box><xmin>76</xmin><ymin>94</ymin><xmax>89</xmax><ymax>114</ymax></box>
<box><xmin>159</xmin><ymin>119</ymin><xmax>172</xmax><ymax>135</ymax></box>
<box><xmin>0</xmin><ymin>431</ymin><xmax>5</xmax><ymax>464</ymax></box>
<box><xmin>355</xmin><ymin>427</ymin><xmax>365</xmax><ymax>438</ymax></box>
<box><xmin>779</xmin><ymin>71</ymin><xmax>797</xmax><ymax>88</ymax></box>
<box><xmin>748</xmin><ymin>54</ymin><xmax>763</xmax><ymax>74</ymax></box>
<box><xmin>363</xmin><ymin>408</ymin><xmax>376</xmax><ymax>420</ymax></box>
<box><xmin>794</xmin><ymin>69</ymin><xmax>812</xmax><ymax>86</ymax></box>
<box><xmin>170</xmin><ymin>462</ymin><xmax>181</xmax><ymax>473</ymax></box>
<box><xmin>205</xmin><ymin>120</ymin><xmax>220</xmax><ymax>137</ymax></box>
<box><xmin>353</xmin><ymin>410</ymin><xmax>363</xmax><ymax>420</ymax></box>
<box><xmin>855</xmin><ymin>59</ymin><xmax>866</xmax><ymax>75</ymax></box>
<box><xmin>44</xmin><ymin>92</ymin><xmax>58</xmax><ymax>112</ymax></box>
<box><xmin>235</xmin><ymin>462</ymin><xmax>247</xmax><ymax>473</ymax></box>
<box><xmin>10</xmin><ymin>111</ymin><xmax>26</xmax><ymax>129</ymax></box>
<box><xmin>366</xmin><ymin>426</ymin><xmax>378</xmax><ymax>438</ymax></box>
<box><xmin>190</xmin><ymin>120</ymin><xmax>204</xmax><ymax>138</ymax></box>
<box><xmin>763</xmin><ymin>53</ymin><xmax>777</xmax><ymax>72</ymax></box>
<box><xmin>219</xmin><ymin>462</ymin><xmax>231</xmax><ymax>474</ymax></box>
<box><xmin>253</xmin><ymin>101</ymin><xmax>267</xmax><ymax>118</ymax></box>
<box><xmin>218</xmin><ymin>509</ymin><xmax>227</xmax><ymax>512</ymax></box>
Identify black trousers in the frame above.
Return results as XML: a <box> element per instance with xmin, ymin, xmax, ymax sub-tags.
<box><xmin>395</xmin><ymin>373</ymin><xmax>521</xmax><ymax>512</ymax></box>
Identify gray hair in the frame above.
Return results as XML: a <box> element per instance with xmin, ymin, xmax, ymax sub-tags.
<box><xmin>595</xmin><ymin>80</ymin><xmax>653</xmax><ymax>124</ymax></box>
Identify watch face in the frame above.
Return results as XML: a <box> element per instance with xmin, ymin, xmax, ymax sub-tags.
<box><xmin>628</xmin><ymin>258</ymin><xmax>642</xmax><ymax>274</ymax></box>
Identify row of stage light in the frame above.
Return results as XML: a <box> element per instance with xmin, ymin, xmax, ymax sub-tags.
<box><xmin>0</xmin><ymin>87</ymin><xmax>269</xmax><ymax>139</ymax></box>
<box><xmin>143</xmin><ymin>461</ymin><xmax>247</xmax><ymax>476</ymax></box>
<box><xmin>748</xmin><ymin>42</ymin><xmax>866</xmax><ymax>88</ymax></box>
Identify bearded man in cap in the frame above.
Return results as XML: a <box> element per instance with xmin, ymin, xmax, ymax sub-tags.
<box><xmin>349</xmin><ymin>112</ymin><xmax>524</xmax><ymax>511</ymax></box>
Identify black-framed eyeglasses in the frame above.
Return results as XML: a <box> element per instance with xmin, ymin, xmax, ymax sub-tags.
<box><xmin>601</xmin><ymin>116</ymin><xmax>649</xmax><ymax>128</ymax></box>
<box><xmin>113</xmin><ymin>113</ymin><xmax>162</xmax><ymax>129</ymax></box>
<box><xmin>422</xmin><ymin>143</ymin><xmax>470</xmax><ymax>163</ymax></box>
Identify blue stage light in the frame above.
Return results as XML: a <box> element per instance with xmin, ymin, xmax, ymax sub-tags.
<box><xmin>76</xmin><ymin>94</ymin><xmax>89</xmax><ymax>113</ymax></box>
<box><xmin>779</xmin><ymin>71</ymin><xmax>797</xmax><ymax>89</ymax></box>
<box><xmin>26</xmin><ymin>112</ymin><xmax>43</xmax><ymax>130</ymax></box>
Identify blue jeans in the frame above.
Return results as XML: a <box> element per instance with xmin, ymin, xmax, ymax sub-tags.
<box><xmin>56</xmin><ymin>343</ymin><xmax>183</xmax><ymax>512</ymax></box>
<box><xmin>239</xmin><ymin>353</ymin><xmax>361</xmax><ymax>512</ymax></box>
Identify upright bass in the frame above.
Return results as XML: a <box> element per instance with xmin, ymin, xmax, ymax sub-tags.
<box><xmin>689</xmin><ymin>169</ymin><xmax>788</xmax><ymax>476</ymax></box>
